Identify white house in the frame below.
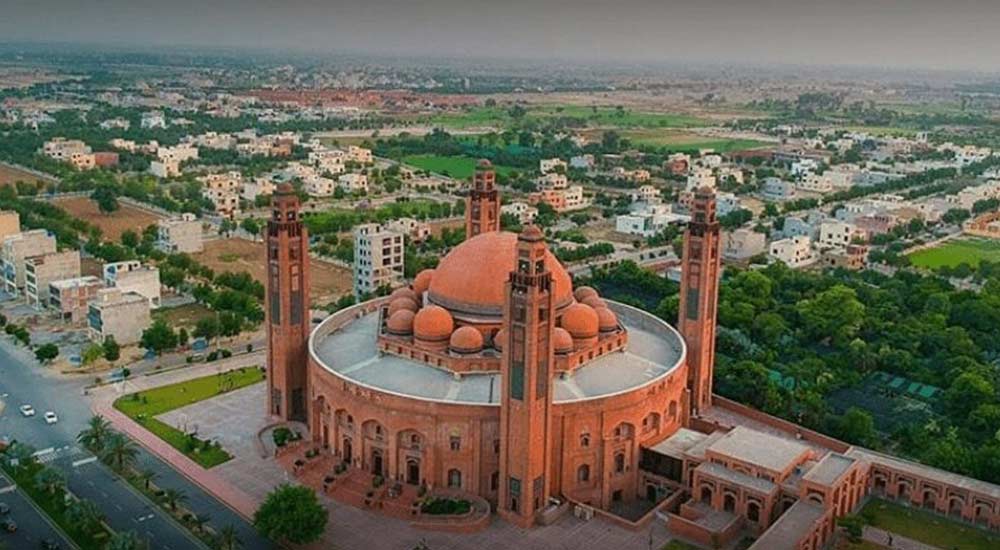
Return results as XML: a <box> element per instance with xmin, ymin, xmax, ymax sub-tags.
<box><xmin>769</xmin><ymin>236</ymin><xmax>817</xmax><ymax>268</ymax></box>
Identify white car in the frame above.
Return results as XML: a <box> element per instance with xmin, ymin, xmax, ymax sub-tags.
<box><xmin>44</xmin><ymin>412</ymin><xmax>58</xmax><ymax>425</ymax></box>
<box><xmin>19</xmin><ymin>405</ymin><xmax>35</xmax><ymax>417</ymax></box>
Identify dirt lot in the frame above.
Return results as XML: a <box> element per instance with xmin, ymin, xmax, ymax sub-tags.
<box><xmin>53</xmin><ymin>196</ymin><xmax>163</xmax><ymax>241</ymax></box>
<box><xmin>0</xmin><ymin>163</ymin><xmax>51</xmax><ymax>187</ymax></box>
<box><xmin>194</xmin><ymin>238</ymin><xmax>352</xmax><ymax>302</ymax></box>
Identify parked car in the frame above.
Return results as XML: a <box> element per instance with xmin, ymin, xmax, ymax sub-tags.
<box><xmin>0</xmin><ymin>502</ymin><xmax>9</xmax><ymax>515</ymax></box>
<box><xmin>41</xmin><ymin>539</ymin><xmax>61</xmax><ymax>549</ymax></box>
<box><xmin>19</xmin><ymin>405</ymin><xmax>35</xmax><ymax>417</ymax></box>
<box><xmin>44</xmin><ymin>412</ymin><xmax>58</xmax><ymax>425</ymax></box>
<box><xmin>1</xmin><ymin>518</ymin><xmax>16</xmax><ymax>532</ymax></box>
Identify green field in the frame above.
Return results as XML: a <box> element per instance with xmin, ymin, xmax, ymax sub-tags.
<box><xmin>908</xmin><ymin>237</ymin><xmax>1000</xmax><ymax>269</ymax></box>
<box><xmin>152</xmin><ymin>303</ymin><xmax>215</xmax><ymax>329</ymax></box>
<box><xmin>844</xmin><ymin>125</ymin><xmax>920</xmax><ymax>137</ymax></box>
<box><xmin>114</xmin><ymin>367</ymin><xmax>265</xmax><ymax>468</ymax></box>
<box><xmin>862</xmin><ymin>499</ymin><xmax>1000</xmax><ymax>550</ymax></box>
<box><xmin>403</xmin><ymin>154</ymin><xmax>517</xmax><ymax>179</ymax></box>
<box><xmin>429</xmin><ymin>104</ymin><xmax>706</xmax><ymax>130</ymax></box>
<box><xmin>621</xmin><ymin>129</ymin><xmax>770</xmax><ymax>152</ymax></box>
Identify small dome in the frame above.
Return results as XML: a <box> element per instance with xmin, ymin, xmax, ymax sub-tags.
<box><xmin>413</xmin><ymin>305</ymin><xmax>454</xmax><ymax>342</ymax></box>
<box><xmin>553</xmin><ymin>328</ymin><xmax>574</xmax><ymax>354</ymax></box>
<box><xmin>594</xmin><ymin>307</ymin><xmax>618</xmax><ymax>333</ymax></box>
<box><xmin>574</xmin><ymin>286</ymin><xmax>599</xmax><ymax>303</ymax></box>
<box><xmin>581</xmin><ymin>295</ymin><xmax>607</xmax><ymax>309</ymax></box>
<box><xmin>413</xmin><ymin>269</ymin><xmax>435</xmax><ymax>296</ymax></box>
<box><xmin>477</xmin><ymin>159</ymin><xmax>492</xmax><ymax>169</ymax></box>
<box><xmin>493</xmin><ymin>329</ymin><xmax>506</xmax><ymax>351</ymax></box>
<box><xmin>449</xmin><ymin>326</ymin><xmax>484</xmax><ymax>354</ymax></box>
<box><xmin>388</xmin><ymin>297</ymin><xmax>418</xmax><ymax>316</ymax></box>
<box><xmin>386</xmin><ymin>310</ymin><xmax>415</xmax><ymax>336</ymax></box>
<box><xmin>390</xmin><ymin>287</ymin><xmax>418</xmax><ymax>303</ymax></box>
<box><xmin>561</xmin><ymin>303</ymin><xmax>599</xmax><ymax>339</ymax></box>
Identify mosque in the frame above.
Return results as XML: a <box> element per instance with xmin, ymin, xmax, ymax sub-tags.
<box><xmin>265</xmin><ymin>161</ymin><xmax>999</xmax><ymax>548</ymax></box>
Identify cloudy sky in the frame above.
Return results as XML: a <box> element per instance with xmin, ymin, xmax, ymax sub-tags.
<box><xmin>4</xmin><ymin>0</ymin><xmax>1000</xmax><ymax>71</ymax></box>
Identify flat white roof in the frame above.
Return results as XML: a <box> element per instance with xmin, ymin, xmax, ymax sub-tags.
<box><xmin>707</xmin><ymin>426</ymin><xmax>811</xmax><ymax>473</ymax></box>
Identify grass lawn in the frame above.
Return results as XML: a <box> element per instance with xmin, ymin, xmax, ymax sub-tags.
<box><xmin>862</xmin><ymin>498</ymin><xmax>1000</xmax><ymax>550</ymax></box>
<box><xmin>844</xmin><ymin>125</ymin><xmax>920</xmax><ymax>137</ymax></box>
<box><xmin>661</xmin><ymin>541</ymin><xmax>701</xmax><ymax>550</ymax></box>
<box><xmin>620</xmin><ymin>129</ymin><xmax>770</xmax><ymax>152</ymax></box>
<box><xmin>908</xmin><ymin>237</ymin><xmax>1000</xmax><ymax>269</ymax></box>
<box><xmin>114</xmin><ymin>367</ymin><xmax>265</xmax><ymax>468</ymax></box>
<box><xmin>152</xmin><ymin>303</ymin><xmax>215</xmax><ymax>329</ymax></box>
<box><xmin>402</xmin><ymin>154</ymin><xmax>517</xmax><ymax>179</ymax></box>
<box><xmin>429</xmin><ymin>104</ymin><xmax>706</xmax><ymax>130</ymax></box>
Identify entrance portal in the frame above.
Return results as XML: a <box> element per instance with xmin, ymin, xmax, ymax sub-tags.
<box><xmin>407</xmin><ymin>460</ymin><xmax>420</xmax><ymax>485</ymax></box>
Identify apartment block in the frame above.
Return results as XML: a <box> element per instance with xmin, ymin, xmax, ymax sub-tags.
<box><xmin>88</xmin><ymin>288</ymin><xmax>152</xmax><ymax>345</ymax></box>
<box><xmin>156</xmin><ymin>213</ymin><xmax>203</xmax><ymax>254</ymax></box>
<box><xmin>0</xmin><ymin>211</ymin><xmax>20</xmax><ymax>243</ymax></box>
<box><xmin>2</xmin><ymin>229</ymin><xmax>57</xmax><ymax>295</ymax></box>
<box><xmin>769</xmin><ymin>236</ymin><xmax>817</xmax><ymax>268</ymax></box>
<box><xmin>103</xmin><ymin>260</ymin><xmax>161</xmax><ymax>308</ymax></box>
<box><xmin>25</xmin><ymin>250</ymin><xmax>81</xmax><ymax>309</ymax></box>
<box><xmin>49</xmin><ymin>276</ymin><xmax>103</xmax><ymax>323</ymax></box>
<box><xmin>353</xmin><ymin>223</ymin><xmax>404</xmax><ymax>297</ymax></box>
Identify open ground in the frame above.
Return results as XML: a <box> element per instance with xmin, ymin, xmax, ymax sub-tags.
<box><xmin>194</xmin><ymin>237</ymin><xmax>352</xmax><ymax>301</ymax></box>
<box><xmin>907</xmin><ymin>237</ymin><xmax>1000</xmax><ymax>269</ymax></box>
<box><xmin>52</xmin><ymin>196</ymin><xmax>164</xmax><ymax>241</ymax></box>
<box><xmin>0</xmin><ymin>162</ymin><xmax>53</xmax><ymax>186</ymax></box>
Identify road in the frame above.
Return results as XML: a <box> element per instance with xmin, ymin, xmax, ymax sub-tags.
<box><xmin>0</xmin><ymin>470</ymin><xmax>74</xmax><ymax>549</ymax></box>
<box><xmin>0</xmin><ymin>339</ymin><xmax>274</xmax><ymax>550</ymax></box>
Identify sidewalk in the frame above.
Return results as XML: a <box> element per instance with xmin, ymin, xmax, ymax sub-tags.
<box><xmin>863</xmin><ymin>526</ymin><xmax>942</xmax><ymax>550</ymax></box>
<box><xmin>87</xmin><ymin>354</ymin><xmax>267</xmax><ymax>520</ymax></box>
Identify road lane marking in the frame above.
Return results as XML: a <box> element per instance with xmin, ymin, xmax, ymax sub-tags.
<box><xmin>72</xmin><ymin>456</ymin><xmax>98</xmax><ymax>467</ymax></box>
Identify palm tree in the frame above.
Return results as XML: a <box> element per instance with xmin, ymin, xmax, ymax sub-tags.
<box><xmin>191</xmin><ymin>513</ymin><xmax>211</xmax><ymax>533</ymax></box>
<box><xmin>105</xmin><ymin>530</ymin><xmax>147</xmax><ymax>550</ymax></box>
<box><xmin>33</xmin><ymin>467</ymin><xmax>66</xmax><ymax>497</ymax></box>
<box><xmin>6</xmin><ymin>442</ymin><xmax>37</xmax><ymax>473</ymax></box>
<box><xmin>77</xmin><ymin>415</ymin><xmax>112</xmax><ymax>453</ymax></box>
<box><xmin>161</xmin><ymin>487</ymin><xmax>187</xmax><ymax>512</ymax></box>
<box><xmin>216</xmin><ymin>525</ymin><xmax>242</xmax><ymax>550</ymax></box>
<box><xmin>102</xmin><ymin>432</ymin><xmax>139</xmax><ymax>473</ymax></box>
<box><xmin>136</xmin><ymin>468</ymin><xmax>158</xmax><ymax>491</ymax></box>
<box><xmin>66</xmin><ymin>499</ymin><xmax>104</xmax><ymax>534</ymax></box>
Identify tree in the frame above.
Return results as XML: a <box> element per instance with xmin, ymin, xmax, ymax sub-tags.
<box><xmin>219</xmin><ymin>312</ymin><xmax>242</xmax><ymax>338</ymax></box>
<box><xmin>194</xmin><ymin>316</ymin><xmax>220</xmax><ymax>344</ymax></box>
<box><xmin>178</xmin><ymin>327</ymin><xmax>189</xmax><ymax>348</ymax></box>
<box><xmin>120</xmin><ymin>230</ymin><xmax>139</xmax><ymax>249</ymax></box>
<box><xmin>253</xmin><ymin>484</ymin><xmax>328</xmax><ymax>544</ymax></box>
<box><xmin>82</xmin><ymin>343</ymin><xmax>104</xmax><ymax>365</ymax></box>
<box><xmin>141</xmin><ymin>319</ymin><xmax>178</xmax><ymax>355</ymax></box>
<box><xmin>137</xmin><ymin>468</ymin><xmax>158</xmax><ymax>491</ymax></box>
<box><xmin>34</xmin><ymin>343</ymin><xmax>59</xmax><ymax>363</ymax></box>
<box><xmin>192</xmin><ymin>513</ymin><xmax>211</xmax><ymax>533</ymax></box>
<box><xmin>105</xmin><ymin>531</ymin><xmax>148</xmax><ymax>550</ymax></box>
<box><xmin>162</xmin><ymin>488</ymin><xmax>187</xmax><ymax>512</ymax></box>
<box><xmin>66</xmin><ymin>499</ymin><xmax>104</xmax><ymax>535</ymax></box>
<box><xmin>33</xmin><ymin>467</ymin><xmax>66</xmax><ymax>497</ymax></box>
<box><xmin>103</xmin><ymin>336</ymin><xmax>121</xmax><ymax>362</ymax></box>
<box><xmin>796</xmin><ymin>285</ymin><xmax>865</xmax><ymax>346</ymax></box>
<box><xmin>102</xmin><ymin>432</ymin><xmax>139</xmax><ymax>473</ymax></box>
<box><xmin>240</xmin><ymin>218</ymin><xmax>261</xmax><ymax>237</ymax></box>
<box><xmin>216</xmin><ymin>525</ymin><xmax>242</xmax><ymax>550</ymax></box>
<box><xmin>91</xmin><ymin>185</ymin><xmax>120</xmax><ymax>214</ymax></box>
<box><xmin>836</xmin><ymin>408</ymin><xmax>876</xmax><ymax>446</ymax></box>
<box><xmin>77</xmin><ymin>415</ymin><xmax>113</xmax><ymax>453</ymax></box>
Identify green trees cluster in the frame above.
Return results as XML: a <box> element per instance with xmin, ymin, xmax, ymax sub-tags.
<box><xmin>253</xmin><ymin>484</ymin><xmax>327</xmax><ymax>545</ymax></box>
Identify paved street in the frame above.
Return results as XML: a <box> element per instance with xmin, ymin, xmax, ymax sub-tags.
<box><xmin>0</xmin><ymin>337</ymin><xmax>273</xmax><ymax>550</ymax></box>
<box><xmin>0</xmin><ymin>470</ymin><xmax>75</xmax><ymax>549</ymax></box>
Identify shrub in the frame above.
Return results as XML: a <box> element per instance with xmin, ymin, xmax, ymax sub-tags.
<box><xmin>420</xmin><ymin>498</ymin><xmax>471</xmax><ymax>515</ymax></box>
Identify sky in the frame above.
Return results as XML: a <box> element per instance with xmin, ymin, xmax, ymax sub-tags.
<box><xmin>4</xmin><ymin>0</ymin><xmax>1000</xmax><ymax>71</ymax></box>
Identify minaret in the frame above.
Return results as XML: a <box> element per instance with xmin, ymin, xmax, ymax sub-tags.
<box><xmin>465</xmin><ymin>159</ymin><xmax>500</xmax><ymax>239</ymax></box>
<box><xmin>498</xmin><ymin>225</ymin><xmax>555</xmax><ymax>528</ymax></box>
<box><xmin>678</xmin><ymin>187</ymin><xmax>722</xmax><ymax>417</ymax></box>
<box><xmin>266</xmin><ymin>183</ymin><xmax>311</xmax><ymax>422</ymax></box>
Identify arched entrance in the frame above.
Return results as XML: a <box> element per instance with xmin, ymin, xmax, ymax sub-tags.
<box><xmin>342</xmin><ymin>437</ymin><xmax>353</xmax><ymax>464</ymax></box>
<box><xmin>406</xmin><ymin>459</ymin><xmax>421</xmax><ymax>485</ymax></box>
<box><xmin>372</xmin><ymin>448</ymin><xmax>385</xmax><ymax>477</ymax></box>
<box><xmin>723</xmin><ymin>493</ymin><xmax>737</xmax><ymax>513</ymax></box>
<box><xmin>700</xmin><ymin>486</ymin><xmax>713</xmax><ymax>504</ymax></box>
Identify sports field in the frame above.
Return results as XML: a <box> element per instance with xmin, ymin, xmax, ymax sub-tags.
<box><xmin>429</xmin><ymin>104</ymin><xmax>706</xmax><ymax>130</ymax></box>
<box><xmin>908</xmin><ymin>237</ymin><xmax>1000</xmax><ymax>269</ymax></box>
<box><xmin>619</xmin><ymin>129</ymin><xmax>770</xmax><ymax>152</ymax></box>
<box><xmin>403</xmin><ymin>154</ymin><xmax>517</xmax><ymax>179</ymax></box>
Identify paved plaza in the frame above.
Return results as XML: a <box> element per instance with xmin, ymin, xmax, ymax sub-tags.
<box><xmin>161</xmin><ymin>377</ymin><xmax>677</xmax><ymax>550</ymax></box>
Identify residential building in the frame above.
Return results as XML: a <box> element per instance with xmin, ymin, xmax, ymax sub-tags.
<box><xmin>386</xmin><ymin>218</ymin><xmax>432</xmax><ymax>243</ymax></box>
<box><xmin>103</xmin><ymin>261</ymin><xmax>161</xmax><ymax>308</ymax></box>
<box><xmin>93</xmin><ymin>152</ymin><xmax>119</xmax><ymax>168</ymax></box>
<box><xmin>540</xmin><ymin>158</ymin><xmax>567</xmax><ymax>174</ymax></box>
<box><xmin>818</xmin><ymin>220</ymin><xmax>863</xmax><ymax>250</ymax></box>
<box><xmin>2</xmin><ymin>229</ymin><xmax>57</xmax><ymax>295</ymax></box>
<box><xmin>0</xmin><ymin>211</ymin><xmax>20</xmax><ymax>244</ymax></box>
<box><xmin>337</xmin><ymin>173</ymin><xmax>369</xmax><ymax>193</ymax></box>
<box><xmin>761</xmin><ymin>178</ymin><xmax>796</xmax><ymax>201</ymax></box>
<box><xmin>158</xmin><ymin>144</ymin><xmax>199</xmax><ymax>164</ymax></box>
<box><xmin>616</xmin><ymin>203</ymin><xmax>688</xmax><ymax>237</ymax></box>
<box><xmin>716</xmin><ymin>192</ymin><xmax>740</xmax><ymax>217</ymax></box>
<box><xmin>347</xmin><ymin>145</ymin><xmax>373</xmax><ymax>164</ymax></box>
<box><xmin>722</xmin><ymin>228</ymin><xmax>767</xmax><ymax>262</ymax></box>
<box><xmin>304</xmin><ymin>176</ymin><xmax>337</xmax><ymax>197</ymax></box>
<box><xmin>686</xmin><ymin>166</ymin><xmax>716</xmax><ymax>191</ymax></box>
<box><xmin>24</xmin><ymin>250</ymin><xmax>81</xmax><ymax>309</ymax></box>
<box><xmin>156</xmin><ymin>214</ymin><xmax>203</xmax><ymax>254</ymax></box>
<box><xmin>140</xmin><ymin>111</ymin><xmax>167</xmax><ymax>129</ymax></box>
<box><xmin>200</xmin><ymin>172</ymin><xmax>242</xmax><ymax>218</ymax></box>
<box><xmin>537</xmin><ymin>172</ymin><xmax>568</xmax><ymax>190</ymax></box>
<box><xmin>797</xmin><ymin>172</ymin><xmax>834</xmax><ymax>194</ymax></box>
<box><xmin>790</xmin><ymin>158</ymin><xmax>820</xmax><ymax>176</ymax></box>
<box><xmin>149</xmin><ymin>159</ymin><xmax>181</xmax><ymax>178</ymax></box>
<box><xmin>769</xmin><ymin>236</ymin><xmax>817</xmax><ymax>268</ymax></box>
<box><xmin>41</xmin><ymin>138</ymin><xmax>90</xmax><ymax>162</ymax></box>
<box><xmin>49</xmin><ymin>276</ymin><xmax>104</xmax><ymax>323</ymax></box>
<box><xmin>88</xmin><ymin>288</ymin><xmax>151</xmax><ymax>345</ymax></box>
<box><xmin>353</xmin><ymin>223</ymin><xmax>404</xmax><ymax>297</ymax></box>
<box><xmin>569</xmin><ymin>154</ymin><xmax>594</xmax><ymax>171</ymax></box>
<box><xmin>821</xmin><ymin>244</ymin><xmax>869</xmax><ymax>271</ymax></box>
<box><xmin>631</xmin><ymin>185</ymin><xmax>661</xmax><ymax>203</ymax></box>
<box><xmin>241</xmin><ymin>178</ymin><xmax>276</xmax><ymax>202</ymax></box>
<box><xmin>500</xmin><ymin>201</ymin><xmax>538</xmax><ymax>224</ymax></box>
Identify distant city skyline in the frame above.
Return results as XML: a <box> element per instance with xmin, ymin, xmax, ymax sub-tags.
<box><xmin>3</xmin><ymin>1</ymin><xmax>1000</xmax><ymax>72</ymax></box>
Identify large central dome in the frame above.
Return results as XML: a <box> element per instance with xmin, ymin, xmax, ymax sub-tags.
<box><xmin>427</xmin><ymin>231</ymin><xmax>574</xmax><ymax>320</ymax></box>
